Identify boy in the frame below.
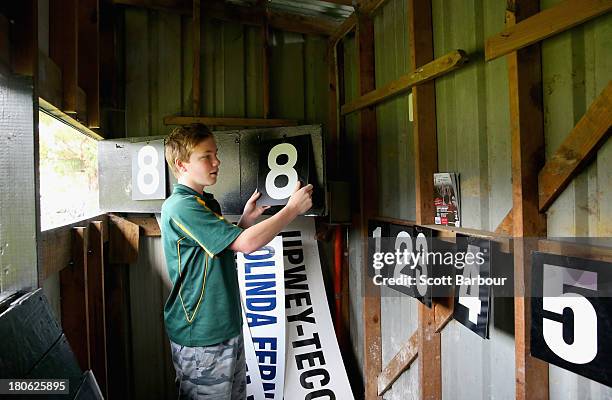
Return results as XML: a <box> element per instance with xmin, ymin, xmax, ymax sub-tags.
<box><xmin>161</xmin><ymin>124</ymin><xmax>312</xmax><ymax>399</ymax></box>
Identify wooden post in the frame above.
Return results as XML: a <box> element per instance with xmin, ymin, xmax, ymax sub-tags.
<box><xmin>192</xmin><ymin>0</ymin><xmax>201</xmax><ymax>116</ymax></box>
<box><xmin>506</xmin><ymin>1</ymin><xmax>549</xmax><ymax>399</ymax></box>
<box><xmin>78</xmin><ymin>0</ymin><xmax>100</xmax><ymax>128</ymax></box>
<box><xmin>407</xmin><ymin>0</ymin><xmax>441</xmax><ymax>399</ymax></box>
<box><xmin>259</xmin><ymin>0</ymin><xmax>270</xmax><ymax>119</ymax></box>
<box><xmin>86</xmin><ymin>221</ymin><xmax>108</xmax><ymax>397</ymax></box>
<box><xmin>60</xmin><ymin>227</ymin><xmax>90</xmax><ymax>370</ymax></box>
<box><xmin>356</xmin><ymin>13</ymin><xmax>381</xmax><ymax>400</ymax></box>
<box><xmin>50</xmin><ymin>0</ymin><xmax>78</xmax><ymax>113</ymax></box>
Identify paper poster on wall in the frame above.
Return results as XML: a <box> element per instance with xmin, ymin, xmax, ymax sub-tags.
<box><xmin>237</xmin><ymin>236</ymin><xmax>286</xmax><ymax>400</ymax></box>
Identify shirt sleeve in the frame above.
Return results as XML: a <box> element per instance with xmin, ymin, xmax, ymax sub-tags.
<box><xmin>169</xmin><ymin>195</ymin><xmax>243</xmax><ymax>257</ymax></box>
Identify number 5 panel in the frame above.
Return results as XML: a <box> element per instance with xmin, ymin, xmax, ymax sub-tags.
<box><xmin>531</xmin><ymin>252</ymin><xmax>612</xmax><ymax>388</ymax></box>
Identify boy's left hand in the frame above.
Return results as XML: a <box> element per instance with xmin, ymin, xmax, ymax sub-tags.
<box><xmin>238</xmin><ymin>190</ymin><xmax>270</xmax><ymax>228</ymax></box>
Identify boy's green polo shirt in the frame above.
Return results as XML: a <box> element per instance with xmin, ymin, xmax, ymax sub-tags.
<box><xmin>161</xmin><ymin>184</ymin><xmax>243</xmax><ymax>346</ymax></box>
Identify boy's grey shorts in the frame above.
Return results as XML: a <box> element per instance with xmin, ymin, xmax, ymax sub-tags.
<box><xmin>170</xmin><ymin>333</ymin><xmax>246</xmax><ymax>400</ymax></box>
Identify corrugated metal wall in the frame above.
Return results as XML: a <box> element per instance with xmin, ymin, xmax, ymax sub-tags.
<box><xmin>541</xmin><ymin>0</ymin><xmax>612</xmax><ymax>397</ymax></box>
<box><xmin>344</xmin><ymin>0</ymin><xmax>612</xmax><ymax>399</ymax></box>
<box><xmin>122</xmin><ymin>7</ymin><xmax>331</xmax><ymax>399</ymax></box>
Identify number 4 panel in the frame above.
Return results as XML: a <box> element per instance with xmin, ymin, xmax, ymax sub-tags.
<box><xmin>531</xmin><ymin>252</ymin><xmax>612</xmax><ymax>388</ymax></box>
<box><xmin>453</xmin><ymin>236</ymin><xmax>491</xmax><ymax>339</ymax></box>
<box><xmin>257</xmin><ymin>135</ymin><xmax>310</xmax><ymax>207</ymax></box>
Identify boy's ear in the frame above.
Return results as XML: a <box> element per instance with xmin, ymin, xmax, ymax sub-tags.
<box><xmin>175</xmin><ymin>158</ymin><xmax>186</xmax><ymax>173</ymax></box>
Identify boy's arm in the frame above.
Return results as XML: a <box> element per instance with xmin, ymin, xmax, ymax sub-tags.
<box><xmin>229</xmin><ymin>182</ymin><xmax>313</xmax><ymax>254</ymax></box>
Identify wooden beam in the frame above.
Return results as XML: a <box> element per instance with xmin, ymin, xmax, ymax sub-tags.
<box><xmin>538</xmin><ymin>239</ymin><xmax>612</xmax><ymax>263</ymax></box>
<box><xmin>422</xmin><ymin>224</ymin><xmax>512</xmax><ymax>253</ymax></box>
<box><xmin>78</xmin><ymin>0</ymin><xmax>101</xmax><ymax>128</ymax></box>
<box><xmin>329</xmin><ymin>13</ymin><xmax>356</xmax><ymax>46</ymax></box>
<box><xmin>377</xmin><ymin>333</ymin><xmax>418</xmax><ymax>396</ymax></box>
<box><xmin>357</xmin><ymin>0</ymin><xmax>391</xmax><ymax>14</ymax></box>
<box><xmin>38</xmin><ymin>51</ymin><xmax>63</xmax><ymax>115</ymax></box>
<box><xmin>193</xmin><ymin>0</ymin><xmax>201</xmax><ymax>116</ymax></box>
<box><xmin>408</xmin><ymin>1</ymin><xmax>441</xmax><ymax>399</ymax></box>
<box><xmin>434</xmin><ymin>295</ymin><xmax>454</xmax><ymax>333</ymax></box>
<box><xmin>39</xmin><ymin>98</ymin><xmax>103</xmax><ymax>140</ymax></box>
<box><xmin>486</xmin><ymin>0</ymin><xmax>612</xmax><ymax>61</ymax></box>
<box><xmin>163</xmin><ymin>116</ymin><xmax>298</xmax><ymax>127</ymax></box>
<box><xmin>86</xmin><ymin>221</ymin><xmax>108</xmax><ymax>398</ymax></box>
<box><xmin>3</xmin><ymin>0</ymin><xmax>37</xmax><ymax>76</ymax></box>
<box><xmin>328</xmin><ymin>45</ymin><xmax>339</xmax><ymax>178</ymax></box>
<box><xmin>60</xmin><ymin>227</ymin><xmax>90</xmax><ymax>371</ymax></box>
<box><xmin>50</xmin><ymin>0</ymin><xmax>78</xmax><ymax>113</ymax></box>
<box><xmin>341</xmin><ymin>50</ymin><xmax>467</xmax><ymax>116</ymax></box>
<box><xmin>507</xmin><ymin>1</ymin><xmax>549</xmax><ymax>399</ymax></box>
<box><xmin>109</xmin><ymin>214</ymin><xmax>140</xmax><ymax>264</ymax></box>
<box><xmin>0</xmin><ymin>15</ymin><xmax>9</xmax><ymax>67</ymax></box>
<box><xmin>125</xmin><ymin>215</ymin><xmax>161</xmax><ymax>236</ymax></box>
<box><xmin>495</xmin><ymin>209</ymin><xmax>514</xmax><ymax>236</ymax></box>
<box><xmin>356</xmin><ymin>13</ymin><xmax>381</xmax><ymax>400</ymax></box>
<box><xmin>538</xmin><ymin>81</ymin><xmax>612</xmax><ymax>211</ymax></box>
<box><xmin>267</xmin><ymin>10</ymin><xmax>341</xmax><ymax>37</ymax></box>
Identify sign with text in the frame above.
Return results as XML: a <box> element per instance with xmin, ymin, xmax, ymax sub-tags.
<box><xmin>237</xmin><ymin>236</ymin><xmax>286</xmax><ymax>400</ymax></box>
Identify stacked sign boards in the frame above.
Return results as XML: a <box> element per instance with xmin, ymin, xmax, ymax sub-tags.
<box><xmin>98</xmin><ymin>125</ymin><xmax>326</xmax><ymax>215</ymax></box>
<box><xmin>368</xmin><ymin>218</ymin><xmax>612</xmax><ymax>387</ymax></box>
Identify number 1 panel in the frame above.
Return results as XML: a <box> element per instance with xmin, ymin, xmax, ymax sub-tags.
<box><xmin>257</xmin><ymin>135</ymin><xmax>310</xmax><ymax>207</ymax></box>
<box><xmin>531</xmin><ymin>252</ymin><xmax>612</xmax><ymax>388</ymax></box>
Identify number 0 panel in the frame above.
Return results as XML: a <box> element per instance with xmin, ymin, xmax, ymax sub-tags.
<box><xmin>531</xmin><ymin>252</ymin><xmax>612</xmax><ymax>388</ymax></box>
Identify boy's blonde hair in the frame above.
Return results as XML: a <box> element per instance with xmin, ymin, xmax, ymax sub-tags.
<box><xmin>165</xmin><ymin>124</ymin><xmax>214</xmax><ymax>178</ymax></box>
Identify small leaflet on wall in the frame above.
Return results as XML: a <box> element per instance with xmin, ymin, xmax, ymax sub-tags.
<box><xmin>433</xmin><ymin>172</ymin><xmax>461</xmax><ymax>227</ymax></box>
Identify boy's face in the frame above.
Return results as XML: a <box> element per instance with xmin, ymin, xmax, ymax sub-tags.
<box><xmin>177</xmin><ymin>137</ymin><xmax>220</xmax><ymax>189</ymax></box>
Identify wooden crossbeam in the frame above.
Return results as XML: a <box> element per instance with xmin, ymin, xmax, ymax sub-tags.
<box><xmin>377</xmin><ymin>333</ymin><xmax>419</xmax><ymax>396</ymax></box>
<box><xmin>268</xmin><ymin>10</ymin><xmax>341</xmax><ymax>36</ymax></box>
<box><xmin>434</xmin><ymin>296</ymin><xmax>454</xmax><ymax>333</ymax></box>
<box><xmin>329</xmin><ymin>13</ymin><xmax>356</xmax><ymax>46</ymax></box>
<box><xmin>109</xmin><ymin>214</ymin><xmax>140</xmax><ymax>264</ymax></box>
<box><xmin>495</xmin><ymin>209</ymin><xmax>514</xmax><ymax>236</ymax></box>
<box><xmin>485</xmin><ymin>0</ymin><xmax>612</xmax><ymax>61</ymax></box>
<box><xmin>163</xmin><ymin>116</ymin><xmax>297</xmax><ymax>127</ymax></box>
<box><xmin>341</xmin><ymin>50</ymin><xmax>467</xmax><ymax>115</ymax></box>
<box><xmin>538</xmin><ymin>81</ymin><xmax>612</xmax><ymax>212</ymax></box>
<box><xmin>357</xmin><ymin>0</ymin><xmax>390</xmax><ymax>14</ymax></box>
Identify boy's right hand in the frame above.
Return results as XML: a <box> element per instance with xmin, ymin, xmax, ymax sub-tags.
<box><xmin>285</xmin><ymin>181</ymin><xmax>313</xmax><ymax>216</ymax></box>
